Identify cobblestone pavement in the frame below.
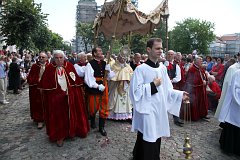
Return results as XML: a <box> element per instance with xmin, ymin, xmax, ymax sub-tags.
<box><xmin>1</xmin><ymin>88</ymin><xmax>239</xmax><ymax>160</ymax></box>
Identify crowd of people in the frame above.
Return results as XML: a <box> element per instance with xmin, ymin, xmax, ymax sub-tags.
<box><xmin>0</xmin><ymin>38</ymin><xmax>239</xmax><ymax>158</ymax></box>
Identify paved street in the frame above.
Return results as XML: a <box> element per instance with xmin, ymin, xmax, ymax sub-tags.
<box><xmin>0</xmin><ymin>88</ymin><xmax>239</xmax><ymax>160</ymax></box>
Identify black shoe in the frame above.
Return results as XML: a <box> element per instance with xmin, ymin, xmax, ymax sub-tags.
<box><xmin>91</xmin><ymin>123</ymin><xmax>96</xmax><ymax>129</ymax></box>
<box><xmin>174</xmin><ymin>121</ymin><xmax>183</xmax><ymax>127</ymax></box>
<box><xmin>90</xmin><ymin>116</ymin><xmax>96</xmax><ymax>129</ymax></box>
<box><xmin>126</xmin><ymin>119</ymin><xmax>132</xmax><ymax>124</ymax></box>
<box><xmin>99</xmin><ymin>118</ymin><xmax>107</xmax><ymax>136</ymax></box>
<box><xmin>178</xmin><ymin>119</ymin><xmax>184</xmax><ymax>124</ymax></box>
<box><xmin>99</xmin><ymin>128</ymin><xmax>107</xmax><ymax>136</ymax></box>
<box><xmin>202</xmin><ymin>116</ymin><xmax>210</xmax><ymax>122</ymax></box>
<box><xmin>203</xmin><ymin>116</ymin><xmax>210</xmax><ymax>119</ymax></box>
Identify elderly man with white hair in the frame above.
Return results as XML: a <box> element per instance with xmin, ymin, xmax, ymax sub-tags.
<box><xmin>184</xmin><ymin>56</ymin><xmax>209</xmax><ymax>121</ymax></box>
<box><xmin>39</xmin><ymin>50</ymin><xmax>89</xmax><ymax>147</ymax></box>
<box><xmin>108</xmin><ymin>45</ymin><xmax>133</xmax><ymax>120</ymax></box>
<box><xmin>74</xmin><ymin>52</ymin><xmax>87</xmax><ymax>78</ymax></box>
<box><xmin>27</xmin><ymin>51</ymin><xmax>48</xmax><ymax>129</ymax></box>
<box><xmin>164</xmin><ymin>50</ymin><xmax>183</xmax><ymax>127</ymax></box>
<box><xmin>205</xmin><ymin>73</ymin><xmax>221</xmax><ymax>111</ymax></box>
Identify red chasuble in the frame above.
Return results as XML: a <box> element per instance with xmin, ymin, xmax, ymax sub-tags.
<box><xmin>39</xmin><ymin>61</ymin><xmax>89</xmax><ymax>141</ymax></box>
<box><xmin>184</xmin><ymin>64</ymin><xmax>208</xmax><ymax>121</ymax></box>
<box><xmin>27</xmin><ymin>62</ymin><xmax>46</xmax><ymax>122</ymax></box>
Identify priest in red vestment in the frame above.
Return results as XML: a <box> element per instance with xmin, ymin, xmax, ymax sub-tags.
<box><xmin>27</xmin><ymin>51</ymin><xmax>48</xmax><ymax>129</ymax></box>
<box><xmin>39</xmin><ymin>50</ymin><xmax>89</xmax><ymax>147</ymax></box>
<box><xmin>184</xmin><ymin>56</ymin><xmax>209</xmax><ymax>121</ymax></box>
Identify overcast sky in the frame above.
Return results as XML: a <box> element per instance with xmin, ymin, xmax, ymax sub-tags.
<box><xmin>35</xmin><ymin>0</ymin><xmax>240</xmax><ymax>41</ymax></box>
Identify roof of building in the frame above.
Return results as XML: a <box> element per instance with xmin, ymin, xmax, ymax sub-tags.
<box><xmin>220</xmin><ymin>33</ymin><xmax>240</xmax><ymax>41</ymax></box>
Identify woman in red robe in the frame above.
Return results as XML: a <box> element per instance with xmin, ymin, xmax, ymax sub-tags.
<box><xmin>39</xmin><ymin>50</ymin><xmax>89</xmax><ymax>147</ymax></box>
<box><xmin>184</xmin><ymin>56</ymin><xmax>208</xmax><ymax>121</ymax></box>
<box><xmin>210</xmin><ymin>57</ymin><xmax>224</xmax><ymax>87</ymax></box>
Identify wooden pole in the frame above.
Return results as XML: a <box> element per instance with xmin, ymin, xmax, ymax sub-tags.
<box><xmin>128</xmin><ymin>31</ymin><xmax>132</xmax><ymax>48</ymax></box>
<box><xmin>93</xmin><ymin>0</ymin><xmax>108</xmax><ymax>48</ymax></box>
<box><xmin>165</xmin><ymin>16</ymin><xmax>169</xmax><ymax>52</ymax></box>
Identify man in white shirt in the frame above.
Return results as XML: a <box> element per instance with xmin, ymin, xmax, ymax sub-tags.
<box><xmin>130</xmin><ymin>38</ymin><xmax>189</xmax><ymax>160</ymax></box>
<box><xmin>84</xmin><ymin>47</ymin><xmax>115</xmax><ymax>136</ymax></box>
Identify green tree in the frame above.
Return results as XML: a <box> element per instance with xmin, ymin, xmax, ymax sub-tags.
<box><xmin>32</xmin><ymin>25</ymin><xmax>52</xmax><ymax>51</ymax></box>
<box><xmin>130</xmin><ymin>34</ymin><xmax>148</xmax><ymax>54</ymax></box>
<box><xmin>76</xmin><ymin>22</ymin><xmax>94</xmax><ymax>52</ymax></box>
<box><xmin>0</xmin><ymin>0</ymin><xmax>47</xmax><ymax>49</ymax></box>
<box><xmin>97</xmin><ymin>34</ymin><xmax>111</xmax><ymax>53</ymax></box>
<box><xmin>150</xmin><ymin>19</ymin><xmax>169</xmax><ymax>49</ymax></box>
<box><xmin>62</xmin><ymin>42</ymin><xmax>71</xmax><ymax>53</ymax></box>
<box><xmin>170</xmin><ymin>18</ymin><xmax>215</xmax><ymax>54</ymax></box>
<box><xmin>96</xmin><ymin>35</ymin><xmax>122</xmax><ymax>55</ymax></box>
<box><xmin>49</xmin><ymin>32</ymin><xmax>64</xmax><ymax>50</ymax></box>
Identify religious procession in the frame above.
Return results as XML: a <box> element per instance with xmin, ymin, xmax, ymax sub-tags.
<box><xmin>0</xmin><ymin>0</ymin><xmax>239</xmax><ymax>160</ymax></box>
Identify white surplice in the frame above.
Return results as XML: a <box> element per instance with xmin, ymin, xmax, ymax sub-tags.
<box><xmin>215</xmin><ymin>62</ymin><xmax>240</xmax><ymax>118</ymax></box>
<box><xmin>218</xmin><ymin>69</ymin><xmax>240</xmax><ymax>127</ymax></box>
<box><xmin>130</xmin><ymin>62</ymin><xmax>183</xmax><ymax>142</ymax></box>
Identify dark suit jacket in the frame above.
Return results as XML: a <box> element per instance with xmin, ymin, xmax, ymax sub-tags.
<box><xmin>68</xmin><ymin>58</ymin><xmax>78</xmax><ymax>65</ymax></box>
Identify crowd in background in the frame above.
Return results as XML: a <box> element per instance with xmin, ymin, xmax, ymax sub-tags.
<box><xmin>0</xmin><ymin>48</ymin><xmax>238</xmax><ymax>116</ymax></box>
<box><xmin>0</xmin><ymin>47</ymin><xmax>239</xmax><ymax>119</ymax></box>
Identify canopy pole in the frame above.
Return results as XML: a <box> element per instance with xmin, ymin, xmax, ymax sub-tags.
<box><xmin>112</xmin><ymin>0</ymin><xmax>124</xmax><ymax>40</ymax></box>
<box><xmin>94</xmin><ymin>0</ymin><xmax>108</xmax><ymax>48</ymax></box>
<box><xmin>165</xmin><ymin>16</ymin><xmax>169</xmax><ymax>52</ymax></box>
<box><xmin>108</xmin><ymin>0</ymin><xmax>124</xmax><ymax>65</ymax></box>
<box><xmin>128</xmin><ymin>31</ymin><xmax>132</xmax><ymax>48</ymax></box>
<box><xmin>104</xmin><ymin>0</ymin><xmax>124</xmax><ymax>83</ymax></box>
<box><xmin>94</xmin><ymin>26</ymin><xmax>98</xmax><ymax>48</ymax></box>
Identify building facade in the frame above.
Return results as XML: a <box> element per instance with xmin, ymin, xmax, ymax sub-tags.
<box><xmin>209</xmin><ymin>33</ymin><xmax>240</xmax><ymax>57</ymax></box>
<box><xmin>74</xmin><ymin>0</ymin><xmax>98</xmax><ymax>52</ymax></box>
<box><xmin>209</xmin><ymin>38</ymin><xmax>227</xmax><ymax>57</ymax></box>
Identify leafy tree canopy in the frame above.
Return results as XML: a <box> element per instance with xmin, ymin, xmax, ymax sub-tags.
<box><xmin>170</xmin><ymin>18</ymin><xmax>215</xmax><ymax>54</ymax></box>
<box><xmin>76</xmin><ymin>22</ymin><xmax>94</xmax><ymax>52</ymax></box>
<box><xmin>1</xmin><ymin>0</ymin><xmax>71</xmax><ymax>53</ymax></box>
<box><xmin>0</xmin><ymin>0</ymin><xmax>47</xmax><ymax>49</ymax></box>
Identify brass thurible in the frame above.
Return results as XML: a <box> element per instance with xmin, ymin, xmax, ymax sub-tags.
<box><xmin>183</xmin><ymin>136</ymin><xmax>193</xmax><ymax>159</ymax></box>
<box><xmin>183</xmin><ymin>100</ymin><xmax>193</xmax><ymax>159</ymax></box>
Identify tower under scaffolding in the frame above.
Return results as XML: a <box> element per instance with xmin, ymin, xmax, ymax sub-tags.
<box><xmin>131</xmin><ymin>0</ymin><xmax>138</xmax><ymax>8</ymax></box>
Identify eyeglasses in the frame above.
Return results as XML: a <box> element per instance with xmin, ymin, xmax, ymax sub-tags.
<box><xmin>39</xmin><ymin>56</ymin><xmax>46</xmax><ymax>59</ymax></box>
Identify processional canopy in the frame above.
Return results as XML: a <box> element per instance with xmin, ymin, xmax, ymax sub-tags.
<box><xmin>93</xmin><ymin>0</ymin><xmax>169</xmax><ymax>39</ymax></box>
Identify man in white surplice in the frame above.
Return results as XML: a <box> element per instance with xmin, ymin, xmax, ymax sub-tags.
<box><xmin>218</xmin><ymin>69</ymin><xmax>240</xmax><ymax>155</ymax></box>
<box><xmin>215</xmin><ymin>53</ymin><xmax>240</xmax><ymax>119</ymax></box>
<box><xmin>130</xmin><ymin>38</ymin><xmax>189</xmax><ymax>160</ymax></box>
